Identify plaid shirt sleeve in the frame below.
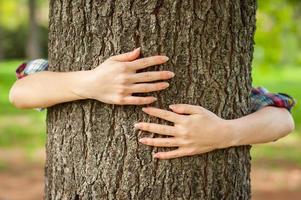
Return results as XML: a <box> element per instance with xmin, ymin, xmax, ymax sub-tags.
<box><xmin>16</xmin><ymin>59</ymin><xmax>49</xmax><ymax>79</ymax></box>
<box><xmin>16</xmin><ymin>59</ymin><xmax>49</xmax><ymax>111</ymax></box>
<box><xmin>250</xmin><ymin>86</ymin><xmax>296</xmax><ymax>113</ymax></box>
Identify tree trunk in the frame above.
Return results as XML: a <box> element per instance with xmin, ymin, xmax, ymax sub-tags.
<box><xmin>26</xmin><ymin>0</ymin><xmax>41</xmax><ymax>59</ymax></box>
<box><xmin>46</xmin><ymin>0</ymin><xmax>256</xmax><ymax>199</ymax></box>
<box><xmin>0</xmin><ymin>26</ymin><xmax>4</xmax><ymax>60</ymax></box>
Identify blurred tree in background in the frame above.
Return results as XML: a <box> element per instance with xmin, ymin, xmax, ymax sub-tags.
<box><xmin>0</xmin><ymin>0</ymin><xmax>300</xmax><ymax>69</ymax></box>
<box><xmin>26</xmin><ymin>0</ymin><xmax>41</xmax><ymax>59</ymax></box>
<box><xmin>0</xmin><ymin>0</ymin><xmax>48</xmax><ymax>60</ymax></box>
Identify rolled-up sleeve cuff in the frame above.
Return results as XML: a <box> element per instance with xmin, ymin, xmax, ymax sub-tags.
<box><xmin>15</xmin><ymin>59</ymin><xmax>49</xmax><ymax>111</ymax></box>
<box><xmin>16</xmin><ymin>59</ymin><xmax>49</xmax><ymax>79</ymax></box>
<box><xmin>250</xmin><ymin>87</ymin><xmax>297</xmax><ymax>113</ymax></box>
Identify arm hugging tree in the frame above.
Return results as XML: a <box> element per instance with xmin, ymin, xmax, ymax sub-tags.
<box><xmin>46</xmin><ymin>0</ymin><xmax>256</xmax><ymax>199</ymax></box>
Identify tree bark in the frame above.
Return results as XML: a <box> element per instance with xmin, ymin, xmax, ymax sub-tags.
<box><xmin>46</xmin><ymin>0</ymin><xmax>256</xmax><ymax>199</ymax></box>
<box><xmin>26</xmin><ymin>0</ymin><xmax>41</xmax><ymax>59</ymax></box>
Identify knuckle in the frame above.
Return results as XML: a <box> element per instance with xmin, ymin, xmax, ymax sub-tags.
<box><xmin>138</xmin><ymin>59</ymin><xmax>148</xmax><ymax>67</ymax></box>
<box><xmin>160</xmin><ymin>72</ymin><xmax>168</xmax><ymax>79</ymax></box>
<box><xmin>116</xmin><ymin>86</ymin><xmax>127</xmax><ymax>95</ymax></box>
<box><xmin>141</xmin><ymin>59</ymin><xmax>148</xmax><ymax>66</ymax></box>
<box><xmin>148</xmin><ymin>85</ymin><xmax>155</xmax><ymax>92</ymax></box>
<box><xmin>116</xmin><ymin>96</ymin><xmax>125</xmax><ymax>104</ymax></box>
<box><xmin>186</xmin><ymin>148</ymin><xmax>197</xmax><ymax>155</ymax></box>
<box><xmin>145</xmin><ymin>86</ymin><xmax>152</xmax><ymax>92</ymax></box>
<box><xmin>159</xmin><ymin>154</ymin><xmax>167</xmax><ymax>159</ymax></box>
<box><xmin>143</xmin><ymin>123</ymin><xmax>150</xmax><ymax>129</ymax></box>
<box><xmin>180</xmin><ymin>139</ymin><xmax>190</xmax><ymax>146</ymax></box>
<box><xmin>136</xmin><ymin>98</ymin><xmax>143</xmax><ymax>104</ymax></box>
<box><xmin>159</xmin><ymin>126</ymin><xmax>166</xmax><ymax>133</ymax></box>
<box><xmin>139</xmin><ymin>85</ymin><xmax>149</xmax><ymax>92</ymax></box>
<box><xmin>119</xmin><ymin>63</ymin><xmax>129</xmax><ymax>72</ymax></box>
<box><xmin>181</xmin><ymin>117</ymin><xmax>190</xmax><ymax>125</ymax></box>
<box><xmin>181</xmin><ymin>130</ymin><xmax>190</xmax><ymax>138</ymax></box>
<box><xmin>144</xmin><ymin>73</ymin><xmax>152</xmax><ymax>80</ymax></box>
<box><xmin>161</xmin><ymin>112</ymin><xmax>170</xmax><ymax>119</ymax></box>
<box><xmin>172</xmin><ymin>152</ymin><xmax>180</xmax><ymax>158</ymax></box>
<box><xmin>155</xmin><ymin>84</ymin><xmax>163</xmax><ymax>90</ymax></box>
<box><xmin>118</xmin><ymin>75</ymin><xmax>129</xmax><ymax>84</ymax></box>
<box><xmin>149</xmin><ymin>139</ymin><xmax>155</xmax><ymax>145</ymax></box>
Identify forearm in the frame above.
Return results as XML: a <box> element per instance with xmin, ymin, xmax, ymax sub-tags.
<box><xmin>9</xmin><ymin>70</ymin><xmax>89</xmax><ymax>109</ymax></box>
<box><xmin>226</xmin><ymin>106</ymin><xmax>295</xmax><ymax>147</ymax></box>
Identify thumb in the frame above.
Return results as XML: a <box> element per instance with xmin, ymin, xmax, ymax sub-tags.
<box><xmin>169</xmin><ymin>104</ymin><xmax>204</xmax><ymax>115</ymax></box>
<box><xmin>109</xmin><ymin>47</ymin><xmax>141</xmax><ymax>62</ymax></box>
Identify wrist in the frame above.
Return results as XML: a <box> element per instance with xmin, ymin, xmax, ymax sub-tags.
<box><xmin>218</xmin><ymin>119</ymin><xmax>241</xmax><ymax>149</ymax></box>
<box><xmin>69</xmin><ymin>70</ymin><xmax>92</xmax><ymax>100</ymax></box>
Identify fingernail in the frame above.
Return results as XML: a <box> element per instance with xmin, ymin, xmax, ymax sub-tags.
<box><xmin>169</xmin><ymin>72</ymin><xmax>175</xmax><ymax>77</ymax></box>
<box><xmin>162</xmin><ymin>56</ymin><xmax>169</xmax><ymax>62</ymax></box>
<box><xmin>134</xmin><ymin>123</ymin><xmax>140</xmax><ymax>128</ymax></box>
<box><xmin>152</xmin><ymin>97</ymin><xmax>158</xmax><ymax>101</ymax></box>
<box><xmin>163</xmin><ymin>82</ymin><xmax>169</xmax><ymax>88</ymax></box>
<box><xmin>139</xmin><ymin>138</ymin><xmax>145</xmax><ymax>142</ymax></box>
<box><xmin>134</xmin><ymin>47</ymin><xmax>141</xmax><ymax>52</ymax></box>
<box><xmin>169</xmin><ymin>105</ymin><xmax>176</xmax><ymax>109</ymax></box>
<box><xmin>142</xmin><ymin>107</ymin><xmax>148</xmax><ymax>112</ymax></box>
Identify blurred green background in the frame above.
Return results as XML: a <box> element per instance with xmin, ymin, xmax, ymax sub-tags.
<box><xmin>0</xmin><ymin>0</ymin><xmax>300</xmax><ymax>199</ymax></box>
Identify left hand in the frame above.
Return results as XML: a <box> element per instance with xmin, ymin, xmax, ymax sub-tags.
<box><xmin>134</xmin><ymin>104</ymin><xmax>233</xmax><ymax>160</ymax></box>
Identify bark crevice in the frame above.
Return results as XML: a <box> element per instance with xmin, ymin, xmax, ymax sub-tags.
<box><xmin>46</xmin><ymin>0</ymin><xmax>256</xmax><ymax>199</ymax></box>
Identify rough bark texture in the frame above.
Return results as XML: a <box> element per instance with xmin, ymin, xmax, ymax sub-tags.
<box><xmin>46</xmin><ymin>0</ymin><xmax>256</xmax><ymax>199</ymax></box>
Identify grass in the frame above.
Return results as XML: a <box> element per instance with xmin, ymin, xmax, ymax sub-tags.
<box><xmin>0</xmin><ymin>60</ymin><xmax>46</xmax><ymax>151</ymax></box>
<box><xmin>0</xmin><ymin>60</ymin><xmax>300</xmax><ymax>166</ymax></box>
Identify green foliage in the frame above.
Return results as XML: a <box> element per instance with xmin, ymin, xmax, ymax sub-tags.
<box><xmin>255</xmin><ymin>0</ymin><xmax>301</xmax><ymax>68</ymax></box>
<box><xmin>0</xmin><ymin>0</ymin><xmax>300</xmax><ymax>66</ymax></box>
<box><xmin>0</xmin><ymin>0</ymin><xmax>47</xmax><ymax>28</ymax></box>
<box><xmin>0</xmin><ymin>0</ymin><xmax>28</xmax><ymax>29</ymax></box>
<box><xmin>0</xmin><ymin>25</ymin><xmax>48</xmax><ymax>59</ymax></box>
<box><xmin>0</xmin><ymin>0</ymin><xmax>48</xmax><ymax>59</ymax></box>
<box><xmin>0</xmin><ymin>60</ymin><xmax>46</xmax><ymax>151</ymax></box>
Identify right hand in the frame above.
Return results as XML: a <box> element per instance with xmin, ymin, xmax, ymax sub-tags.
<box><xmin>81</xmin><ymin>48</ymin><xmax>174</xmax><ymax>105</ymax></box>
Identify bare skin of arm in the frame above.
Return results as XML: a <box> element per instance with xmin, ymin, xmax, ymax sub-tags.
<box><xmin>9</xmin><ymin>48</ymin><xmax>174</xmax><ymax>108</ymax></box>
<box><xmin>135</xmin><ymin>104</ymin><xmax>295</xmax><ymax>160</ymax></box>
<box><xmin>9</xmin><ymin>48</ymin><xmax>294</xmax><ymax>161</ymax></box>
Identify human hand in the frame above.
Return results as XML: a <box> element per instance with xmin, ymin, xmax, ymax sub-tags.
<box><xmin>134</xmin><ymin>104</ymin><xmax>233</xmax><ymax>159</ymax></box>
<box><xmin>79</xmin><ymin>48</ymin><xmax>174</xmax><ymax>105</ymax></box>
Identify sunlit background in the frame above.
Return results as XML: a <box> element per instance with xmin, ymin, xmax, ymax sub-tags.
<box><xmin>0</xmin><ymin>0</ymin><xmax>300</xmax><ymax>199</ymax></box>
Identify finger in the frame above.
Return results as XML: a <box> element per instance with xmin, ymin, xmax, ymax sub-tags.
<box><xmin>141</xmin><ymin>107</ymin><xmax>181</xmax><ymax>123</ymax></box>
<box><xmin>129</xmin><ymin>71</ymin><xmax>175</xmax><ymax>83</ymax></box>
<box><xmin>122</xmin><ymin>96</ymin><xmax>157</xmax><ymax>105</ymax></box>
<box><xmin>169</xmin><ymin>104</ymin><xmax>204</xmax><ymax>115</ymax></box>
<box><xmin>130</xmin><ymin>82</ymin><xmax>169</xmax><ymax>93</ymax></box>
<box><xmin>138</xmin><ymin>137</ymin><xmax>179</xmax><ymax>147</ymax></box>
<box><xmin>153</xmin><ymin>148</ymin><xmax>185</xmax><ymax>160</ymax></box>
<box><xmin>109</xmin><ymin>48</ymin><xmax>141</xmax><ymax>62</ymax></box>
<box><xmin>128</xmin><ymin>56</ymin><xmax>169</xmax><ymax>71</ymax></box>
<box><xmin>134</xmin><ymin>122</ymin><xmax>178</xmax><ymax>136</ymax></box>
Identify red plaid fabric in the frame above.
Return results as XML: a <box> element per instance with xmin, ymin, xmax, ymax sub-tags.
<box><xmin>250</xmin><ymin>87</ymin><xmax>296</xmax><ymax>113</ymax></box>
<box><xmin>16</xmin><ymin>59</ymin><xmax>48</xmax><ymax>80</ymax></box>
